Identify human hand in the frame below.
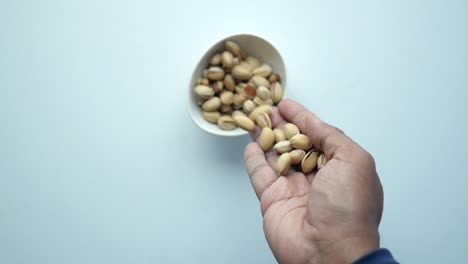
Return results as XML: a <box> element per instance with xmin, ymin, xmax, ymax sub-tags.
<box><xmin>244</xmin><ymin>99</ymin><xmax>383</xmax><ymax>264</ymax></box>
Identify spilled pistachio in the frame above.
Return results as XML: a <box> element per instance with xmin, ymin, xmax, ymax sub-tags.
<box><xmin>258</xmin><ymin>127</ymin><xmax>275</xmax><ymax>151</ymax></box>
<box><xmin>274</xmin><ymin>140</ymin><xmax>293</xmax><ymax>154</ymax></box>
<box><xmin>277</xmin><ymin>153</ymin><xmax>292</xmax><ymax>175</ymax></box>
<box><xmin>290</xmin><ymin>149</ymin><xmax>306</xmax><ymax>165</ymax></box>
<box><xmin>290</xmin><ymin>134</ymin><xmax>312</xmax><ymax>150</ymax></box>
<box><xmin>273</xmin><ymin>128</ymin><xmax>286</xmax><ymax>142</ymax></box>
<box><xmin>317</xmin><ymin>153</ymin><xmax>327</xmax><ymax>169</ymax></box>
<box><xmin>283</xmin><ymin>123</ymin><xmax>300</xmax><ymax>139</ymax></box>
<box><xmin>301</xmin><ymin>150</ymin><xmax>319</xmax><ymax>173</ymax></box>
<box><xmin>254</xmin><ymin>111</ymin><xmax>272</xmax><ymax>129</ymax></box>
<box><xmin>234</xmin><ymin>116</ymin><xmax>255</xmax><ymax>131</ymax></box>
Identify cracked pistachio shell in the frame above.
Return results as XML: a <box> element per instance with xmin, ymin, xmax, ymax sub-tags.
<box><xmin>273</xmin><ymin>128</ymin><xmax>286</xmax><ymax>143</ymax></box>
<box><xmin>290</xmin><ymin>134</ymin><xmax>312</xmax><ymax>150</ymax></box>
<box><xmin>220</xmin><ymin>91</ymin><xmax>234</xmax><ymax>105</ymax></box>
<box><xmin>224</xmin><ymin>74</ymin><xmax>235</xmax><ymax>91</ymax></box>
<box><xmin>274</xmin><ymin>140</ymin><xmax>293</xmax><ymax>154</ymax></box>
<box><xmin>232</xmin><ymin>65</ymin><xmax>253</xmax><ymax>81</ymax></box>
<box><xmin>271</xmin><ymin>82</ymin><xmax>284</xmax><ymax>104</ymax></box>
<box><xmin>250</xmin><ymin>75</ymin><xmax>270</xmax><ymax>88</ymax></box>
<box><xmin>202</xmin><ymin>97</ymin><xmax>222</xmax><ymax>111</ymax></box>
<box><xmin>194</xmin><ymin>85</ymin><xmax>215</xmax><ymax>99</ymax></box>
<box><xmin>248</xmin><ymin>105</ymin><xmax>272</xmax><ymax>120</ymax></box>
<box><xmin>234</xmin><ymin>116</ymin><xmax>255</xmax><ymax>131</ymax></box>
<box><xmin>254</xmin><ymin>111</ymin><xmax>272</xmax><ymax>129</ymax></box>
<box><xmin>301</xmin><ymin>151</ymin><xmax>319</xmax><ymax>173</ymax></box>
<box><xmin>210</xmin><ymin>53</ymin><xmax>222</xmax><ymax>65</ymax></box>
<box><xmin>232</xmin><ymin>110</ymin><xmax>246</xmax><ymax>118</ymax></box>
<box><xmin>317</xmin><ymin>153</ymin><xmax>327</xmax><ymax>169</ymax></box>
<box><xmin>258</xmin><ymin>127</ymin><xmax>275</xmax><ymax>151</ymax></box>
<box><xmin>246</xmin><ymin>56</ymin><xmax>261</xmax><ymax>68</ymax></box>
<box><xmin>290</xmin><ymin>149</ymin><xmax>306</xmax><ymax>165</ymax></box>
<box><xmin>277</xmin><ymin>153</ymin><xmax>292</xmax><ymax>175</ymax></box>
<box><xmin>217</xmin><ymin>115</ymin><xmax>237</xmax><ymax>130</ymax></box>
<box><xmin>253</xmin><ymin>96</ymin><xmax>273</xmax><ymax>106</ymax></box>
<box><xmin>256</xmin><ymin>86</ymin><xmax>271</xmax><ymax>101</ymax></box>
<box><xmin>202</xmin><ymin>111</ymin><xmax>221</xmax><ymax>123</ymax></box>
<box><xmin>242</xmin><ymin>99</ymin><xmax>256</xmax><ymax>114</ymax></box>
<box><xmin>225</xmin><ymin>40</ymin><xmax>246</xmax><ymax>60</ymax></box>
<box><xmin>206</xmin><ymin>66</ymin><xmax>225</xmax><ymax>81</ymax></box>
<box><xmin>222</xmin><ymin>51</ymin><xmax>235</xmax><ymax>69</ymax></box>
<box><xmin>283</xmin><ymin>123</ymin><xmax>300</xmax><ymax>139</ymax></box>
<box><xmin>253</xmin><ymin>63</ymin><xmax>272</xmax><ymax>78</ymax></box>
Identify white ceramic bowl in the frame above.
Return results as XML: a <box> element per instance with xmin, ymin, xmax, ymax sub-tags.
<box><xmin>188</xmin><ymin>34</ymin><xmax>286</xmax><ymax>137</ymax></box>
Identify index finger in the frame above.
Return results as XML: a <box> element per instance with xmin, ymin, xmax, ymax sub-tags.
<box><xmin>278</xmin><ymin>99</ymin><xmax>357</xmax><ymax>160</ymax></box>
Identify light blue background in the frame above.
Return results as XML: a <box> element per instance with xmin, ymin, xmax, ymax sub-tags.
<box><xmin>1</xmin><ymin>0</ymin><xmax>467</xmax><ymax>263</ymax></box>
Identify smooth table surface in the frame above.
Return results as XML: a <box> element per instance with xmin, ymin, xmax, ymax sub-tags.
<box><xmin>1</xmin><ymin>0</ymin><xmax>468</xmax><ymax>263</ymax></box>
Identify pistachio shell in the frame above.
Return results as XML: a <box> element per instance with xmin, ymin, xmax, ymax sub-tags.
<box><xmin>253</xmin><ymin>96</ymin><xmax>273</xmax><ymax>106</ymax></box>
<box><xmin>273</xmin><ymin>128</ymin><xmax>286</xmax><ymax>143</ymax></box>
<box><xmin>248</xmin><ymin>105</ymin><xmax>272</xmax><ymax>120</ymax></box>
<box><xmin>210</xmin><ymin>53</ymin><xmax>222</xmax><ymax>65</ymax></box>
<box><xmin>220</xmin><ymin>91</ymin><xmax>234</xmax><ymax>105</ymax></box>
<box><xmin>244</xmin><ymin>84</ymin><xmax>257</xmax><ymax>98</ymax></box>
<box><xmin>224</xmin><ymin>74</ymin><xmax>235</xmax><ymax>91</ymax></box>
<box><xmin>217</xmin><ymin>115</ymin><xmax>236</xmax><ymax>130</ymax></box>
<box><xmin>233</xmin><ymin>93</ymin><xmax>247</xmax><ymax>108</ymax></box>
<box><xmin>225</xmin><ymin>40</ymin><xmax>246</xmax><ymax>60</ymax></box>
<box><xmin>206</xmin><ymin>66</ymin><xmax>225</xmax><ymax>81</ymax></box>
<box><xmin>290</xmin><ymin>134</ymin><xmax>312</xmax><ymax>150</ymax></box>
<box><xmin>222</xmin><ymin>51</ymin><xmax>235</xmax><ymax>69</ymax></box>
<box><xmin>212</xmin><ymin>81</ymin><xmax>224</xmax><ymax>93</ymax></box>
<box><xmin>232</xmin><ymin>65</ymin><xmax>253</xmax><ymax>81</ymax></box>
<box><xmin>242</xmin><ymin>100</ymin><xmax>256</xmax><ymax>114</ymax></box>
<box><xmin>202</xmin><ymin>97</ymin><xmax>222</xmax><ymax>111</ymax></box>
<box><xmin>270</xmin><ymin>82</ymin><xmax>284</xmax><ymax>104</ymax></box>
<box><xmin>301</xmin><ymin>151</ymin><xmax>319</xmax><ymax>173</ymax></box>
<box><xmin>269</xmin><ymin>73</ymin><xmax>282</xmax><ymax>83</ymax></box>
<box><xmin>253</xmin><ymin>63</ymin><xmax>272</xmax><ymax>78</ymax></box>
<box><xmin>283</xmin><ymin>123</ymin><xmax>300</xmax><ymax>139</ymax></box>
<box><xmin>250</xmin><ymin>75</ymin><xmax>270</xmax><ymax>88</ymax></box>
<box><xmin>274</xmin><ymin>140</ymin><xmax>293</xmax><ymax>154</ymax></box>
<box><xmin>202</xmin><ymin>111</ymin><xmax>221</xmax><ymax>123</ymax></box>
<box><xmin>239</xmin><ymin>61</ymin><xmax>255</xmax><ymax>71</ymax></box>
<box><xmin>246</xmin><ymin>56</ymin><xmax>261</xmax><ymax>68</ymax></box>
<box><xmin>256</xmin><ymin>86</ymin><xmax>271</xmax><ymax>101</ymax></box>
<box><xmin>254</xmin><ymin>111</ymin><xmax>272</xmax><ymax>129</ymax></box>
<box><xmin>277</xmin><ymin>153</ymin><xmax>292</xmax><ymax>175</ymax></box>
<box><xmin>258</xmin><ymin>127</ymin><xmax>275</xmax><ymax>151</ymax></box>
<box><xmin>232</xmin><ymin>110</ymin><xmax>246</xmax><ymax>118</ymax></box>
<box><xmin>290</xmin><ymin>149</ymin><xmax>306</xmax><ymax>165</ymax></box>
<box><xmin>234</xmin><ymin>116</ymin><xmax>255</xmax><ymax>131</ymax></box>
<box><xmin>194</xmin><ymin>85</ymin><xmax>214</xmax><ymax>99</ymax></box>
<box><xmin>198</xmin><ymin>78</ymin><xmax>210</xmax><ymax>86</ymax></box>
<box><xmin>317</xmin><ymin>153</ymin><xmax>327</xmax><ymax>169</ymax></box>
<box><xmin>220</xmin><ymin>104</ymin><xmax>233</xmax><ymax>113</ymax></box>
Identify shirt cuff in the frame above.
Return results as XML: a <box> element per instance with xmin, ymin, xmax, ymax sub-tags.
<box><xmin>352</xmin><ymin>248</ymin><xmax>399</xmax><ymax>264</ymax></box>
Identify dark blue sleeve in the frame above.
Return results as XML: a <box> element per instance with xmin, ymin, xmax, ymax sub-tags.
<box><xmin>352</xmin><ymin>248</ymin><xmax>399</xmax><ymax>264</ymax></box>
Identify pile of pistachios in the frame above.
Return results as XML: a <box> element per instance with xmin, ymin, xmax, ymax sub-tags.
<box><xmin>194</xmin><ymin>40</ymin><xmax>284</xmax><ymax>130</ymax></box>
<box><xmin>257</xmin><ymin>120</ymin><xmax>327</xmax><ymax>175</ymax></box>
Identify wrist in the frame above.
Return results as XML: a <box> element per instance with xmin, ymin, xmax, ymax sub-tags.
<box><xmin>314</xmin><ymin>234</ymin><xmax>379</xmax><ymax>264</ymax></box>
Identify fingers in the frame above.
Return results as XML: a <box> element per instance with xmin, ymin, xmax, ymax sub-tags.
<box><xmin>244</xmin><ymin>142</ymin><xmax>278</xmax><ymax>199</ymax></box>
<box><xmin>278</xmin><ymin>99</ymin><xmax>357</xmax><ymax>160</ymax></box>
<box><xmin>250</xmin><ymin>107</ymin><xmax>287</xmax><ymax>140</ymax></box>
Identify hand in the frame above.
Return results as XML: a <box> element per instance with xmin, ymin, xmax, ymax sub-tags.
<box><xmin>244</xmin><ymin>99</ymin><xmax>383</xmax><ymax>264</ymax></box>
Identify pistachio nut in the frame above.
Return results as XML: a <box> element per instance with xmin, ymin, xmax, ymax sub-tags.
<box><xmin>290</xmin><ymin>149</ymin><xmax>306</xmax><ymax>165</ymax></box>
<box><xmin>258</xmin><ymin>127</ymin><xmax>275</xmax><ymax>151</ymax></box>
<box><xmin>222</xmin><ymin>51</ymin><xmax>235</xmax><ymax>69</ymax></box>
<box><xmin>243</xmin><ymin>99</ymin><xmax>256</xmax><ymax>114</ymax></box>
<box><xmin>224</xmin><ymin>74</ymin><xmax>235</xmax><ymax>91</ymax></box>
<box><xmin>233</xmin><ymin>93</ymin><xmax>247</xmax><ymax>108</ymax></box>
<box><xmin>317</xmin><ymin>153</ymin><xmax>327</xmax><ymax>169</ymax></box>
<box><xmin>232</xmin><ymin>110</ymin><xmax>247</xmax><ymax>118</ymax></box>
<box><xmin>246</xmin><ymin>56</ymin><xmax>261</xmax><ymax>68</ymax></box>
<box><xmin>202</xmin><ymin>111</ymin><xmax>221</xmax><ymax>123</ymax></box>
<box><xmin>274</xmin><ymin>140</ymin><xmax>293</xmax><ymax>154</ymax></box>
<box><xmin>220</xmin><ymin>104</ymin><xmax>233</xmax><ymax>113</ymax></box>
<box><xmin>232</xmin><ymin>64</ymin><xmax>252</xmax><ymax>81</ymax></box>
<box><xmin>212</xmin><ymin>81</ymin><xmax>224</xmax><ymax>93</ymax></box>
<box><xmin>198</xmin><ymin>78</ymin><xmax>210</xmax><ymax>86</ymax></box>
<box><xmin>277</xmin><ymin>152</ymin><xmax>292</xmax><ymax>175</ymax></box>
<box><xmin>268</xmin><ymin>73</ymin><xmax>282</xmax><ymax>83</ymax></box>
<box><xmin>283</xmin><ymin>123</ymin><xmax>300</xmax><ymax>139</ymax></box>
<box><xmin>270</xmin><ymin>82</ymin><xmax>284</xmax><ymax>104</ymax></box>
<box><xmin>217</xmin><ymin>115</ymin><xmax>237</xmax><ymax>130</ymax></box>
<box><xmin>253</xmin><ymin>63</ymin><xmax>272</xmax><ymax>78</ymax></box>
<box><xmin>194</xmin><ymin>85</ymin><xmax>214</xmax><ymax>99</ymax></box>
<box><xmin>220</xmin><ymin>91</ymin><xmax>234</xmax><ymax>105</ymax></box>
<box><xmin>239</xmin><ymin>61</ymin><xmax>255</xmax><ymax>72</ymax></box>
<box><xmin>210</xmin><ymin>53</ymin><xmax>222</xmax><ymax>65</ymax></box>
<box><xmin>273</xmin><ymin>128</ymin><xmax>286</xmax><ymax>142</ymax></box>
<box><xmin>290</xmin><ymin>134</ymin><xmax>312</xmax><ymax>150</ymax></box>
<box><xmin>301</xmin><ymin>150</ymin><xmax>319</xmax><ymax>173</ymax></box>
<box><xmin>248</xmin><ymin>105</ymin><xmax>272</xmax><ymax>120</ymax></box>
<box><xmin>256</xmin><ymin>86</ymin><xmax>271</xmax><ymax>101</ymax></box>
<box><xmin>250</xmin><ymin>75</ymin><xmax>270</xmax><ymax>88</ymax></box>
<box><xmin>202</xmin><ymin>97</ymin><xmax>222</xmax><ymax>111</ymax></box>
<box><xmin>253</xmin><ymin>96</ymin><xmax>273</xmax><ymax>106</ymax></box>
<box><xmin>254</xmin><ymin>111</ymin><xmax>272</xmax><ymax>129</ymax></box>
<box><xmin>206</xmin><ymin>66</ymin><xmax>225</xmax><ymax>81</ymax></box>
<box><xmin>225</xmin><ymin>40</ymin><xmax>246</xmax><ymax>60</ymax></box>
<box><xmin>234</xmin><ymin>116</ymin><xmax>255</xmax><ymax>131</ymax></box>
